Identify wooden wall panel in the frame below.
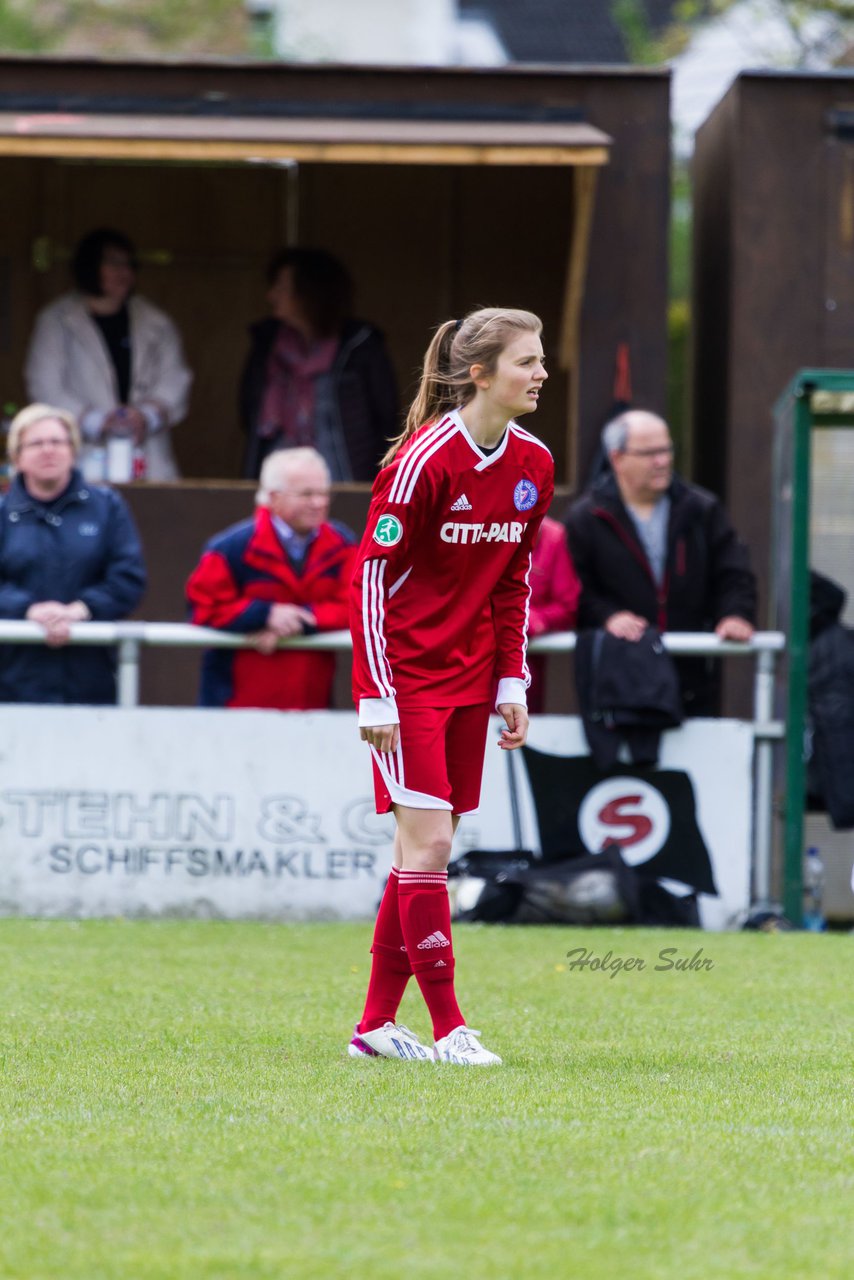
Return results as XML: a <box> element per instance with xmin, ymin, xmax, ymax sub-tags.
<box><xmin>570</xmin><ymin>77</ymin><xmax>671</xmax><ymax>490</ymax></box>
<box><xmin>0</xmin><ymin>159</ymin><xmax>44</xmax><ymax>421</ymax></box>
<box><xmin>693</xmin><ymin>73</ymin><xmax>854</xmax><ymax>713</ymax></box>
<box><xmin>823</xmin><ymin>136</ymin><xmax>854</xmax><ymax>366</ymax></box>
<box><xmin>299</xmin><ymin>162</ymin><xmax>455</xmax><ymax>415</ymax></box>
<box><xmin>695</xmin><ymin>76</ymin><xmax>854</xmax><ymax>631</ymax></box>
<box><xmin>452</xmin><ymin>165</ymin><xmax>571</xmax><ymax>473</ymax></box>
<box><xmin>692</xmin><ymin>91</ymin><xmax>736</xmax><ymax>498</ymax></box>
<box><xmin>728</xmin><ymin>79</ymin><xmax>828</xmax><ymax>608</ymax></box>
<box><xmin>301</xmin><ymin>162</ymin><xmax>572</xmax><ymax>469</ymax></box>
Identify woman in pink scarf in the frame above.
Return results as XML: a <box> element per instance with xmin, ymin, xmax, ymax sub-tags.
<box><xmin>240</xmin><ymin>247</ymin><xmax>399</xmax><ymax>482</ymax></box>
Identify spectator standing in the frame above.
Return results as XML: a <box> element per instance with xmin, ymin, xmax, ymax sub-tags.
<box><xmin>239</xmin><ymin>247</ymin><xmax>399</xmax><ymax>481</ymax></box>
<box><xmin>0</xmin><ymin>403</ymin><xmax>146</xmax><ymax>704</ymax></box>
<box><xmin>527</xmin><ymin>515</ymin><xmax>580</xmax><ymax>713</ymax></box>
<box><xmin>25</xmin><ymin>227</ymin><xmax>192</xmax><ymax>482</ymax></box>
<box><xmin>565</xmin><ymin>409</ymin><xmax>757</xmax><ymax>714</ymax></box>
<box><xmin>186</xmin><ymin>446</ymin><xmax>355</xmax><ymax>710</ymax></box>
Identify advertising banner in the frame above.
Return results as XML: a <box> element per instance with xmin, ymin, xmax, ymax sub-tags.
<box><xmin>0</xmin><ymin>709</ymin><xmax>752</xmax><ymax>929</ymax></box>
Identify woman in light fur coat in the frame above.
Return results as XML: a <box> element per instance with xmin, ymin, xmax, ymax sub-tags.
<box><xmin>25</xmin><ymin>227</ymin><xmax>192</xmax><ymax>482</ymax></box>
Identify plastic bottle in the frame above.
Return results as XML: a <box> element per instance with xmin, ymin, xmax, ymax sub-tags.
<box><xmin>82</xmin><ymin>446</ymin><xmax>107</xmax><ymax>484</ymax></box>
<box><xmin>802</xmin><ymin>845</ymin><xmax>826</xmax><ymax>932</ymax></box>
<box><xmin>106</xmin><ymin>412</ymin><xmax>133</xmax><ymax>483</ymax></box>
<box><xmin>131</xmin><ymin>445</ymin><xmax>147</xmax><ymax>481</ymax></box>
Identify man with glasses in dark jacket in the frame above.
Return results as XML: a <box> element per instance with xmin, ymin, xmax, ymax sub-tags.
<box><xmin>565</xmin><ymin>410</ymin><xmax>757</xmax><ymax>715</ymax></box>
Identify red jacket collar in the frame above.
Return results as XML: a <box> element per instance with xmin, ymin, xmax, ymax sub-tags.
<box><xmin>245</xmin><ymin>507</ymin><xmax>348</xmax><ymax>588</ymax></box>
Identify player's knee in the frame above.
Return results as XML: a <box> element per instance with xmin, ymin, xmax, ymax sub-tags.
<box><xmin>405</xmin><ymin>834</ymin><xmax>452</xmax><ymax>872</ymax></box>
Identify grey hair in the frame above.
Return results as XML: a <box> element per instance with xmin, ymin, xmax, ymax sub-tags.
<box><xmin>602</xmin><ymin>409</ymin><xmax>670</xmax><ymax>456</ymax></box>
<box><xmin>601</xmin><ymin>414</ymin><xmax>631</xmax><ymax>455</ymax></box>
<box><xmin>255</xmin><ymin>446</ymin><xmax>330</xmax><ymax>506</ymax></box>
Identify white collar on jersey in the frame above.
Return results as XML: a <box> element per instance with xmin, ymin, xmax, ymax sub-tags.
<box><xmin>448</xmin><ymin>409</ymin><xmax>511</xmax><ymax>470</ymax></box>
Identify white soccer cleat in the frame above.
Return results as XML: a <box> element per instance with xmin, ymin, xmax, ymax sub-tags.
<box><xmin>433</xmin><ymin>1025</ymin><xmax>502</xmax><ymax>1066</ymax></box>
<box><xmin>347</xmin><ymin>1022</ymin><xmax>432</xmax><ymax>1060</ymax></box>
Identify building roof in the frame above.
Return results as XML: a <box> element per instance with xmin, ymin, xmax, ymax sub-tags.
<box><xmin>0</xmin><ymin>109</ymin><xmax>612</xmax><ymax>166</ymax></box>
<box><xmin>459</xmin><ymin>0</ymin><xmax>679</xmax><ymax>64</ymax></box>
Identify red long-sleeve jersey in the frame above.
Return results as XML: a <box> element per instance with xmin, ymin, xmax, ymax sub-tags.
<box><xmin>350</xmin><ymin>411</ymin><xmax>554</xmax><ymax>724</ymax></box>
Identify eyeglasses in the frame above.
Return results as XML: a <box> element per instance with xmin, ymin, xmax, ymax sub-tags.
<box><xmin>20</xmin><ymin>437</ymin><xmax>72</xmax><ymax>450</ymax></box>
<box><xmin>270</xmin><ymin>488</ymin><xmax>330</xmax><ymax>500</ymax></box>
<box><xmin>622</xmin><ymin>445</ymin><xmax>675</xmax><ymax>459</ymax></box>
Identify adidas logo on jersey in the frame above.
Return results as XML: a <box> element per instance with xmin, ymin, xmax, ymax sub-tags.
<box><xmin>417</xmin><ymin>930</ymin><xmax>450</xmax><ymax>950</ymax></box>
<box><xmin>450</xmin><ymin>493</ymin><xmax>473</xmax><ymax>511</ymax></box>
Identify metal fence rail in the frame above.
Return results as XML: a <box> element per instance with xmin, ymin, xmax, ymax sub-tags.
<box><xmin>0</xmin><ymin>621</ymin><xmax>785</xmax><ymax>904</ymax></box>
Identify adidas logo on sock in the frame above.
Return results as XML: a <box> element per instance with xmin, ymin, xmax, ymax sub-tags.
<box><xmin>450</xmin><ymin>493</ymin><xmax>472</xmax><ymax>511</ymax></box>
<box><xmin>433</xmin><ymin>959</ymin><xmax>447</xmax><ymax>968</ymax></box>
<box><xmin>417</xmin><ymin>931</ymin><xmax>450</xmax><ymax>949</ymax></box>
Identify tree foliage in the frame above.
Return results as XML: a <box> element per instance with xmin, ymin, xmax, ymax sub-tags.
<box><xmin>0</xmin><ymin>1</ymin><xmax>48</xmax><ymax>51</ymax></box>
<box><xmin>0</xmin><ymin>0</ymin><xmax>251</xmax><ymax>57</ymax></box>
<box><xmin>613</xmin><ymin>0</ymin><xmax>854</xmax><ymax>66</ymax></box>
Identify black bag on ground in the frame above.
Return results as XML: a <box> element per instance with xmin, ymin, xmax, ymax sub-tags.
<box><xmin>450</xmin><ymin>844</ymin><xmax>700</xmax><ymax>927</ymax></box>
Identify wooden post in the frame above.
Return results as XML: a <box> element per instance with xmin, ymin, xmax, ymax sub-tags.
<box><xmin>559</xmin><ymin>164</ymin><xmax>599</xmax><ymax>485</ymax></box>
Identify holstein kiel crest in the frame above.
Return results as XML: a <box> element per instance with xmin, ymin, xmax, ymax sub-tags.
<box><xmin>513</xmin><ymin>478</ymin><xmax>538</xmax><ymax>512</ymax></box>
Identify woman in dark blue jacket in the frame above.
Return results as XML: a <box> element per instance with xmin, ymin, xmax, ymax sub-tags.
<box><xmin>0</xmin><ymin>403</ymin><xmax>146</xmax><ymax>703</ymax></box>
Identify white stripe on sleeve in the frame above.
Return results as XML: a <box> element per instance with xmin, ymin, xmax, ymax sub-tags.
<box><xmin>362</xmin><ymin>558</ymin><xmax>394</xmax><ymax>699</ymax></box>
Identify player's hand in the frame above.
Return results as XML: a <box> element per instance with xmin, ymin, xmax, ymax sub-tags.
<box><xmin>497</xmin><ymin>702</ymin><xmax>528</xmax><ymax>751</ymax></box>
<box><xmin>715</xmin><ymin>615</ymin><xmax>754</xmax><ymax>642</ymax></box>
<box><xmin>360</xmin><ymin>723</ymin><xmax>400</xmax><ymax>753</ymax></box>
<box><xmin>605</xmin><ymin>611</ymin><xmax>648</xmax><ymax>641</ymax></box>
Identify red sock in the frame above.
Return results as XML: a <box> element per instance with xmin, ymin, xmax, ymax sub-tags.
<box><xmin>397</xmin><ymin>868</ymin><xmax>465</xmax><ymax>1041</ymax></box>
<box><xmin>358</xmin><ymin>868</ymin><xmax>413</xmax><ymax>1033</ymax></box>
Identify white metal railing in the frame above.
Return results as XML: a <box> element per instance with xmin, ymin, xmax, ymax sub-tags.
<box><xmin>0</xmin><ymin>621</ymin><xmax>785</xmax><ymax>903</ymax></box>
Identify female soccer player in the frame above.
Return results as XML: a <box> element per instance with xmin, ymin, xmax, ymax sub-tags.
<box><xmin>347</xmin><ymin>307</ymin><xmax>554</xmax><ymax>1065</ymax></box>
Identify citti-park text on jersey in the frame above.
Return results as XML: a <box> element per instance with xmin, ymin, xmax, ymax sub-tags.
<box><xmin>440</xmin><ymin>521</ymin><xmax>524</xmax><ymax>545</ymax></box>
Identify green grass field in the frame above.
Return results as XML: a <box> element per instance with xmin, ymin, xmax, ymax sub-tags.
<box><xmin>0</xmin><ymin>920</ymin><xmax>851</xmax><ymax>1280</ymax></box>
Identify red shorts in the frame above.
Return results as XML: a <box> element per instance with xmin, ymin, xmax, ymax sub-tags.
<box><xmin>369</xmin><ymin>702</ymin><xmax>492</xmax><ymax>815</ymax></box>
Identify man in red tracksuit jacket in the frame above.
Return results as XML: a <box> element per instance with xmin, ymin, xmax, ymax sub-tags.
<box><xmin>186</xmin><ymin>446</ymin><xmax>355</xmax><ymax>709</ymax></box>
